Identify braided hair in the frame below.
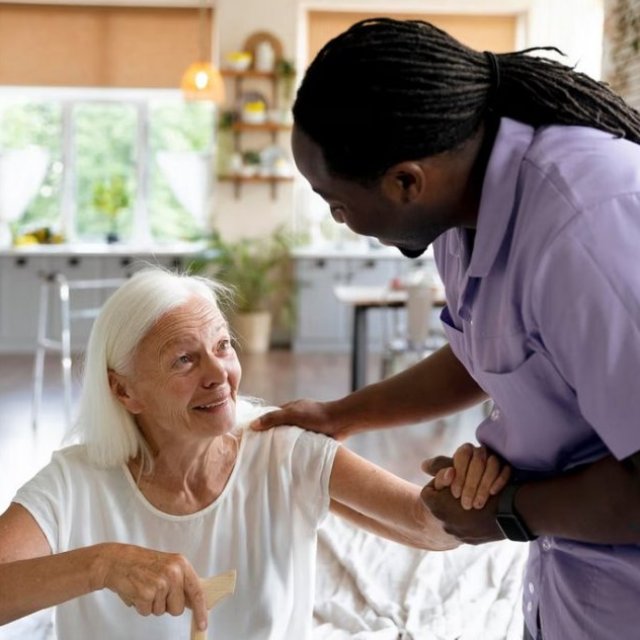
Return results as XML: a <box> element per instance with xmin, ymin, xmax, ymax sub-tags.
<box><xmin>293</xmin><ymin>17</ymin><xmax>640</xmax><ymax>182</ymax></box>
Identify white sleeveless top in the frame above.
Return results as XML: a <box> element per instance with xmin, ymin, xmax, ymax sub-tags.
<box><xmin>13</xmin><ymin>426</ymin><xmax>339</xmax><ymax>640</ymax></box>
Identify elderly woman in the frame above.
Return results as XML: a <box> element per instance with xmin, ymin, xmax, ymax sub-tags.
<box><xmin>0</xmin><ymin>268</ymin><xmax>506</xmax><ymax>639</ymax></box>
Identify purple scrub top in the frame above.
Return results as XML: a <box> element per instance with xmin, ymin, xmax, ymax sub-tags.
<box><xmin>433</xmin><ymin>118</ymin><xmax>640</xmax><ymax>639</ymax></box>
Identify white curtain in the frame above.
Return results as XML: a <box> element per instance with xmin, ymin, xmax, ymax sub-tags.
<box><xmin>156</xmin><ymin>150</ymin><xmax>212</xmax><ymax>225</ymax></box>
<box><xmin>0</xmin><ymin>146</ymin><xmax>49</xmax><ymax>223</ymax></box>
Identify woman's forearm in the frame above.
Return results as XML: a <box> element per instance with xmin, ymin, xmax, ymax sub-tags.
<box><xmin>0</xmin><ymin>544</ymin><xmax>107</xmax><ymax>625</ymax></box>
<box><xmin>332</xmin><ymin>343</ymin><xmax>487</xmax><ymax>437</ymax></box>
<box><xmin>329</xmin><ymin>447</ymin><xmax>459</xmax><ymax>550</ymax></box>
<box><xmin>330</xmin><ymin>493</ymin><xmax>459</xmax><ymax>551</ymax></box>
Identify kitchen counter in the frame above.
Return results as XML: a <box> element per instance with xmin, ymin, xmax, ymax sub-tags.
<box><xmin>0</xmin><ymin>240</ymin><xmax>207</xmax><ymax>257</ymax></box>
<box><xmin>292</xmin><ymin>243</ymin><xmax>434</xmax><ymax>260</ymax></box>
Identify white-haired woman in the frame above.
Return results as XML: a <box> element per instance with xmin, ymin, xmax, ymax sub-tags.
<box><xmin>0</xmin><ymin>268</ymin><xmax>508</xmax><ymax>639</ymax></box>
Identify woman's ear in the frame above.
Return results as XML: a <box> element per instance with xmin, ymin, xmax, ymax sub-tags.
<box><xmin>108</xmin><ymin>369</ymin><xmax>142</xmax><ymax>414</ymax></box>
<box><xmin>380</xmin><ymin>161</ymin><xmax>426</xmax><ymax>204</ymax></box>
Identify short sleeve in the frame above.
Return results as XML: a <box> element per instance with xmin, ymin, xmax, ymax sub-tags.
<box><xmin>288</xmin><ymin>428</ymin><xmax>340</xmax><ymax>527</ymax></box>
<box><xmin>12</xmin><ymin>450</ymin><xmax>71</xmax><ymax>554</ymax></box>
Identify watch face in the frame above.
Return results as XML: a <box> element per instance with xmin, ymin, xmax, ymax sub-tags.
<box><xmin>496</xmin><ymin>513</ymin><xmax>534</xmax><ymax>542</ymax></box>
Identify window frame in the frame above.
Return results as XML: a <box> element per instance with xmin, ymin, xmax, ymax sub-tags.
<box><xmin>0</xmin><ymin>86</ymin><xmax>215</xmax><ymax>243</ymax></box>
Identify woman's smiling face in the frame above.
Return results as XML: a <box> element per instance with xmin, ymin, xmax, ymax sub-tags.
<box><xmin>112</xmin><ymin>296</ymin><xmax>241</xmax><ymax>445</ymax></box>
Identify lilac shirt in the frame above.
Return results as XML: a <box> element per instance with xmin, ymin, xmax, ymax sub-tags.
<box><xmin>433</xmin><ymin>118</ymin><xmax>640</xmax><ymax>639</ymax></box>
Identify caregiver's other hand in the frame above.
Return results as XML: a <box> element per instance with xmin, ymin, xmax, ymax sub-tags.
<box><xmin>422</xmin><ymin>444</ymin><xmax>511</xmax><ymax>510</ymax></box>
<box><xmin>96</xmin><ymin>543</ymin><xmax>208</xmax><ymax>631</ymax></box>
<box><xmin>420</xmin><ymin>484</ymin><xmax>505</xmax><ymax>545</ymax></box>
<box><xmin>251</xmin><ymin>399</ymin><xmax>349</xmax><ymax>440</ymax></box>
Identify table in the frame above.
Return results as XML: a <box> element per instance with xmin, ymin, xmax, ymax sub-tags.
<box><xmin>334</xmin><ymin>285</ymin><xmax>408</xmax><ymax>391</ymax></box>
<box><xmin>334</xmin><ymin>284</ymin><xmax>445</xmax><ymax>391</ymax></box>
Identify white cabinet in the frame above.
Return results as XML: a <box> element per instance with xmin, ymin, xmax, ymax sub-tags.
<box><xmin>0</xmin><ymin>249</ymin><xmax>201</xmax><ymax>353</ymax></box>
<box><xmin>0</xmin><ymin>255</ymin><xmax>46</xmax><ymax>348</ymax></box>
<box><xmin>295</xmin><ymin>257</ymin><xmax>349</xmax><ymax>351</ymax></box>
<box><xmin>293</xmin><ymin>254</ymin><xmax>406</xmax><ymax>352</ymax></box>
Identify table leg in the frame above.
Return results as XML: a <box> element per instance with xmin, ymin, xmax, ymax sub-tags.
<box><xmin>351</xmin><ymin>306</ymin><xmax>368</xmax><ymax>391</ymax></box>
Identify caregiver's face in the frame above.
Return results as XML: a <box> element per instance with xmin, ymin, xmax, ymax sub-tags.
<box><xmin>291</xmin><ymin>124</ymin><xmax>478</xmax><ymax>258</ymax></box>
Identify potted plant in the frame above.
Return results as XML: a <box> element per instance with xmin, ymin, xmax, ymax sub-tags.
<box><xmin>275</xmin><ymin>58</ymin><xmax>296</xmax><ymax>109</ymax></box>
<box><xmin>190</xmin><ymin>225</ymin><xmax>298</xmax><ymax>353</ymax></box>
<box><xmin>92</xmin><ymin>174</ymin><xmax>130</xmax><ymax>243</ymax></box>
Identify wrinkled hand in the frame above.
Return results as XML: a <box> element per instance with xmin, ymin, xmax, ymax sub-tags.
<box><xmin>422</xmin><ymin>443</ymin><xmax>511</xmax><ymax>510</ymax></box>
<box><xmin>251</xmin><ymin>398</ymin><xmax>348</xmax><ymax>440</ymax></box>
<box><xmin>96</xmin><ymin>543</ymin><xmax>208</xmax><ymax>631</ymax></box>
<box><xmin>420</xmin><ymin>484</ymin><xmax>505</xmax><ymax>545</ymax></box>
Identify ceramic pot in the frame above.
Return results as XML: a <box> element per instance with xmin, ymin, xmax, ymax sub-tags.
<box><xmin>233</xmin><ymin>311</ymin><xmax>272</xmax><ymax>354</ymax></box>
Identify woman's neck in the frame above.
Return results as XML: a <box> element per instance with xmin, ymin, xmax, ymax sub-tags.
<box><xmin>128</xmin><ymin>432</ymin><xmax>241</xmax><ymax>515</ymax></box>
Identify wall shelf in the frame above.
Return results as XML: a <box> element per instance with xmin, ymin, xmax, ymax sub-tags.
<box><xmin>221</xmin><ymin>69</ymin><xmax>276</xmax><ymax>80</ymax></box>
<box><xmin>218</xmin><ymin>174</ymin><xmax>294</xmax><ymax>200</ymax></box>
<box><xmin>231</xmin><ymin>122</ymin><xmax>291</xmax><ymax>133</ymax></box>
<box><xmin>218</xmin><ymin>55</ymin><xmax>293</xmax><ymax>200</ymax></box>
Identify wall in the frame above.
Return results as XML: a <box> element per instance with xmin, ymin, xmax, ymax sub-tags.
<box><xmin>212</xmin><ymin>0</ymin><xmax>604</xmax><ymax>240</ymax></box>
<box><xmin>602</xmin><ymin>0</ymin><xmax>640</xmax><ymax>108</ymax></box>
<box><xmin>0</xmin><ymin>0</ymin><xmax>601</xmax><ymax>241</ymax></box>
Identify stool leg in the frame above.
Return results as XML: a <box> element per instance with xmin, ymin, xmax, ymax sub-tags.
<box><xmin>59</xmin><ymin>280</ymin><xmax>73</xmax><ymax>429</ymax></box>
<box><xmin>31</xmin><ymin>283</ymin><xmax>49</xmax><ymax>432</ymax></box>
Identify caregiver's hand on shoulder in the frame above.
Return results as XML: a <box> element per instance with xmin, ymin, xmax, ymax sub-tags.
<box><xmin>94</xmin><ymin>543</ymin><xmax>208</xmax><ymax>631</ymax></box>
<box><xmin>422</xmin><ymin>443</ymin><xmax>511</xmax><ymax>510</ymax></box>
<box><xmin>251</xmin><ymin>398</ymin><xmax>349</xmax><ymax>440</ymax></box>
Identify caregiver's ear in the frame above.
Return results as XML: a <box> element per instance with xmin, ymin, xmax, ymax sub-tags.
<box><xmin>379</xmin><ymin>161</ymin><xmax>426</xmax><ymax>203</ymax></box>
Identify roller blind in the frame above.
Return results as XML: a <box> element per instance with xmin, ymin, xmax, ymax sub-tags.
<box><xmin>308</xmin><ymin>11</ymin><xmax>518</xmax><ymax>64</ymax></box>
<box><xmin>0</xmin><ymin>3</ymin><xmax>214</xmax><ymax>88</ymax></box>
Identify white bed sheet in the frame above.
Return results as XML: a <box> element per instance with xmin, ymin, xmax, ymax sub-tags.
<box><xmin>314</xmin><ymin>512</ymin><xmax>527</xmax><ymax>640</ymax></box>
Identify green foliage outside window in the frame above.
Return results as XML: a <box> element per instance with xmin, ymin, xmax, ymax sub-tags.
<box><xmin>0</xmin><ymin>94</ymin><xmax>215</xmax><ymax>243</ymax></box>
<box><xmin>149</xmin><ymin>101</ymin><xmax>215</xmax><ymax>241</ymax></box>
<box><xmin>75</xmin><ymin>103</ymin><xmax>137</xmax><ymax>240</ymax></box>
<box><xmin>0</xmin><ymin>101</ymin><xmax>62</xmax><ymax>233</ymax></box>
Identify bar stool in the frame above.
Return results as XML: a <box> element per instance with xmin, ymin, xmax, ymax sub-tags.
<box><xmin>380</xmin><ymin>272</ymin><xmax>446</xmax><ymax>379</ymax></box>
<box><xmin>31</xmin><ymin>271</ymin><xmax>127</xmax><ymax>431</ymax></box>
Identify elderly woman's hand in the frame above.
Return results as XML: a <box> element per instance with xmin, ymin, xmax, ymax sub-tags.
<box><xmin>94</xmin><ymin>543</ymin><xmax>209</xmax><ymax>631</ymax></box>
<box><xmin>422</xmin><ymin>443</ymin><xmax>511</xmax><ymax>510</ymax></box>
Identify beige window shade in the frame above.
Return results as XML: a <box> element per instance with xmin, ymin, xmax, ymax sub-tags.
<box><xmin>0</xmin><ymin>4</ymin><xmax>214</xmax><ymax>88</ymax></box>
<box><xmin>308</xmin><ymin>11</ymin><xmax>517</xmax><ymax>65</ymax></box>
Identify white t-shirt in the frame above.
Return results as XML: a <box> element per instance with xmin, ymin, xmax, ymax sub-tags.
<box><xmin>13</xmin><ymin>426</ymin><xmax>339</xmax><ymax>640</ymax></box>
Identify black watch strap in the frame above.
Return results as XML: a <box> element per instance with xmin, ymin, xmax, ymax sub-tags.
<box><xmin>496</xmin><ymin>483</ymin><xmax>538</xmax><ymax>542</ymax></box>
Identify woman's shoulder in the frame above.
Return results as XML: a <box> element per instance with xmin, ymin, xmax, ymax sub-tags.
<box><xmin>235</xmin><ymin>398</ymin><xmax>301</xmax><ymax>441</ymax></box>
<box><xmin>47</xmin><ymin>443</ymin><xmax>118</xmax><ymax>481</ymax></box>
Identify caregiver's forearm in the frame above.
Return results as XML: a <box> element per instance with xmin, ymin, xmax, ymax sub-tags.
<box><xmin>334</xmin><ymin>343</ymin><xmax>487</xmax><ymax>438</ymax></box>
<box><xmin>517</xmin><ymin>453</ymin><xmax>640</xmax><ymax>544</ymax></box>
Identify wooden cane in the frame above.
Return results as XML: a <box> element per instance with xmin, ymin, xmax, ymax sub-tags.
<box><xmin>190</xmin><ymin>569</ymin><xmax>237</xmax><ymax>640</ymax></box>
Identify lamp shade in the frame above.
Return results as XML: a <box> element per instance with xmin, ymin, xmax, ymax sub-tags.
<box><xmin>181</xmin><ymin>61</ymin><xmax>225</xmax><ymax>103</ymax></box>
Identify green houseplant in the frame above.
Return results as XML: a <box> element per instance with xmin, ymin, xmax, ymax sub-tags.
<box><xmin>91</xmin><ymin>175</ymin><xmax>130</xmax><ymax>243</ymax></box>
<box><xmin>190</xmin><ymin>226</ymin><xmax>298</xmax><ymax>353</ymax></box>
<box><xmin>275</xmin><ymin>58</ymin><xmax>296</xmax><ymax>107</ymax></box>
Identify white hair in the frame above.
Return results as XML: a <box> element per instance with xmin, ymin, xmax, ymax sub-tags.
<box><xmin>72</xmin><ymin>267</ymin><xmax>230</xmax><ymax>469</ymax></box>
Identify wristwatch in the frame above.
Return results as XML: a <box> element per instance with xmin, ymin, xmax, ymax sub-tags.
<box><xmin>496</xmin><ymin>483</ymin><xmax>538</xmax><ymax>542</ymax></box>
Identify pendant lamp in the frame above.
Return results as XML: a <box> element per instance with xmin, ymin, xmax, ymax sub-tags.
<box><xmin>181</xmin><ymin>0</ymin><xmax>224</xmax><ymax>103</ymax></box>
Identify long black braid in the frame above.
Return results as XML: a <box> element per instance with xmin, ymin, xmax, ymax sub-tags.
<box><xmin>293</xmin><ymin>17</ymin><xmax>640</xmax><ymax>182</ymax></box>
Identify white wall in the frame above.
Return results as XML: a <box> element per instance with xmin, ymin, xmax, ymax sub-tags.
<box><xmin>1</xmin><ymin>0</ymin><xmax>603</xmax><ymax>240</ymax></box>
<box><xmin>212</xmin><ymin>0</ymin><xmax>604</xmax><ymax>240</ymax></box>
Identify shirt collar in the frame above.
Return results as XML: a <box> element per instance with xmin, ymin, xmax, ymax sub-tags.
<box><xmin>467</xmin><ymin>118</ymin><xmax>535</xmax><ymax>278</ymax></box>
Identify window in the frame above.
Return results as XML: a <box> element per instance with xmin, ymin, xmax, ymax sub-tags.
<box><xmin>0</xmin><ymin>99</ymin><xmax>62</xmax><ymax>234</ymax></box>
<box><xmin>306</xmin><ymin>11</ymin><xmax>518</xmax><ymax>63</ymax></box>
<box><xmin>0</xmin><ymin>88</ymin><xmax>216</xmax><ymax>243</ymax></box>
